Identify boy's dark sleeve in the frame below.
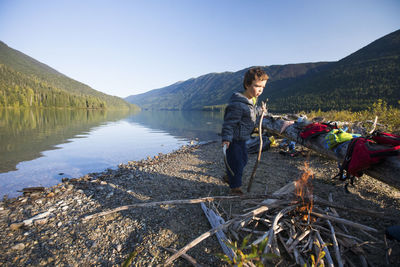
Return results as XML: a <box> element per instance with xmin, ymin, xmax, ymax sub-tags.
<box><xmin>221</xmin><ymin>103</ymin><xmax>242</xmax><ymax>142</ymax></box>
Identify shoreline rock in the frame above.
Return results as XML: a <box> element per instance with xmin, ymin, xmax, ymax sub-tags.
<box><xmin>0</xmin><ymin>142</ymin><xmax>227</xmax><ymax>266</ymax></box>
<box><xmin>1</xmin><ymin>141</ymin><xmax>399</xmax><ymax>266</ymax></box>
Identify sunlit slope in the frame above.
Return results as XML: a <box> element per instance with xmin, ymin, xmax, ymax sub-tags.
<box><xmin>0</xmin><ymin>41</ymin><xmax>138</xmax><ymax>109</ymax></box>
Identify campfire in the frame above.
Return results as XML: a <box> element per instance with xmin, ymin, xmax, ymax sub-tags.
<box><xmin>294</xmin><ymin>162</ymin><xmax>315</xmax><ymax>224</ymax></box>
<box><xmin>163</xmin><ymin>162</ymin><xmax>385</xmax><ymax>266</ymax></box>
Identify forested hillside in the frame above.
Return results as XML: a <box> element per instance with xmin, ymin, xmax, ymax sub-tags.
<box><xmin>126</xmin><ymin>29</ymin><xmax>400</xmax><ymax>112</ymax></box>
<box><xmin>266</xmin><ymin>29</ymin><xmax>400</xmax><ymax>112</ymax></box>
<box><xmin>0</xmin><ymin>41</ymin><xmax>138</xmax><ymax>110</ymax></box>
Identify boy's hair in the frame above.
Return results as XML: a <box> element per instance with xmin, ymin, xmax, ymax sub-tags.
<box><xmin>243</xmin><ymin>67</ymin><xmax>269</xmax><ymax>90</ymax></box>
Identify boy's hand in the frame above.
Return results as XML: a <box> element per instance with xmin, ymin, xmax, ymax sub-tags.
<box><xmin>261</xmin><ymin>101</ymin><xmax>267</xmax><ymax>114</ymax></box>
<box><xmin>222</xmin><ymin>141</ymin><xmax>230</xmax><ymax>149</ymax></box>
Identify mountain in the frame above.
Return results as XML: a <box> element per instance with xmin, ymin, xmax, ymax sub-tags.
<box><xmin>125</xmin><ymin>62</ymin><xmax>330</xmax><ymax>110</ymax></box>
<box><xmin>0</xmin><ymin>41</ymin><xmax>139</xmax><ymax>110</ymax></box>
<box><xmin>126</xmin><ymin>29</ymin><xmax>400</xmax><ymax>112</ymax></box>
<box><xmin>267</xmin><ymin>29</ymin><xmax>400</xmax><ymax>112</ymax></box>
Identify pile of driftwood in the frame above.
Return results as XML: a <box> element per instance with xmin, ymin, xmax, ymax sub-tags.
<box><xmin>163</xmin><ymin>165</ymin><xmax>387</xmax><ymax>266</ymax></box>
<box><xmin>83</xmin><ymin>178</ymin><xmax>389</xmax><ymax>266</ymax></box>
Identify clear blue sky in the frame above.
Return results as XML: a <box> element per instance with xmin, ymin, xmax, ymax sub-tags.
<box><xmin>0</xmin><ymin>0</ymin><xmax>399</xmax><ymax>97</ymax></box>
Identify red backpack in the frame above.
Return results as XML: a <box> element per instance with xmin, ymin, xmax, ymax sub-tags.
<box><xmin>336</xmin><ymin>137</ymin><xmax>400</xmax><ymax>182</ymax></box>
<box><xmin>370</xmin><ymin>131</ymin><xmax>400</xmax><ymax>146</ymax></box>
<box><xmin>300</xmin><ymin>122</ymin><xmax>336</xmax><ymax>140</ymax></box>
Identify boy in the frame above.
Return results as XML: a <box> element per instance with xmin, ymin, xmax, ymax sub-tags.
<box><xmin>221</xmin><ymin>67</ymin><xmax>268</xmax><ymax>195</ymax></box>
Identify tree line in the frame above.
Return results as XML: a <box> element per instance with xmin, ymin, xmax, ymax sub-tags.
<box><xmin>0</xmin><ymin>64</ymin><xmax>137</xmax><ymax>110</ymax></box>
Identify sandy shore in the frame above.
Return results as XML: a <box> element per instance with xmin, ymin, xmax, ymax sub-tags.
<box><xmin>1</xmin><ymin>141</ymin><xmax>399</xmax><ymax>266</ymax></box>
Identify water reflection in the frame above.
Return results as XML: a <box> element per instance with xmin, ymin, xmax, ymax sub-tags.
<box><xmin>0</xmin><ymin>109</ymin><xmax>223</xmax><ymax>198</ymax></box>
<box><xmin>126</xmin><ymin>110</ymin><xmax>223</xmax><ymax>141</ymax></box>
<box><xmin>0</xmin><ymin>108</ymin><xmax>132</xmax><ymax>173</ymax></box>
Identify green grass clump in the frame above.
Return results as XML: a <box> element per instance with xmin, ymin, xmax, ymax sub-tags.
<box><xmin>306</xmin><ymin>99</ymin><xmax>400</xmax><ymax>134</ymax></box>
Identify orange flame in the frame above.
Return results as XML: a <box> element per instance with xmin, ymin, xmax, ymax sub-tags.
<box><xmin>295</xmin><ymin>162</ymin><xmax>314</xmax><ymax>222</ymax></box>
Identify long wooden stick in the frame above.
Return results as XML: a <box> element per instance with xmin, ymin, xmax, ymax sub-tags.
<box><xmin>311</xmin><ymin>212</ymin><xmax>378</xmax><ymax>232</ymax></box>
<box><xmin>200</xmin><ymin>203</ymin><xmax>235</xmax><ymax>261</ymax></box>
<box><xmin>328</xmin><ymin>193</ymin><xmax>349</xmax><ymax>233</ymax></box>
<box><xmin>165</xmin><ymin>205</ymin><xmax>270</xmax><ymax>265</ymax></box>
<box><xmin>314</xmin><ymin>196</ymin><xmax>385</xmax><ymax>218</ymax></box>
<box><xmin>82</xmin><ymin>195</ymin><xmax>266</xmax><ymax>221</ymax></box>
<box><xmin>247</xmin><ymin>102</ymin><xmax>266</xmax><ymax>192</ymax></box>
<box><xmin>315</xmin><ymin>230</ymin><xmax>334</xmax><ymax>267</ymax></box>
<box><xmin>326</xmin><ymin>219</ymin><xmax>344</xmax><ymax>267</ymax></box>
<box><xmin>263</xmin><ymin>205</ymin><xmax>297</xmax><ymax>255</ymax></box>
<box><xmin>287</xmin><ymin>228</ymin><xmax>311</xmax><ymax>253</ymax></box>
<box><xmin>163</xmin><ymin>247</ymin><xmax>202</xmax><ymax>267</ymax></box>
<box><xmin>368</xmin><ymin>116</ymin><xmax>379</xmax><ymax>134</ymax></box>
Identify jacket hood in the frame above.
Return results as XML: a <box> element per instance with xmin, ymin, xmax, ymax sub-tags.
<box><xmin>230</xmin><ymin>92</ymin><xmax>253</xmax><ymax>105</ymax></box>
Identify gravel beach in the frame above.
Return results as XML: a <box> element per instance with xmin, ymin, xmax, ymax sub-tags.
<box><xmin>1</xmin><ymin>141</ymin><xmax>399</xmax><ymax>266</ymax></box>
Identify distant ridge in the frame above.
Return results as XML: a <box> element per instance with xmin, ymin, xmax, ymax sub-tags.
<box><xmin>0</xmin><ymin>41</ymin><xmax>138</xmax><ymax>110</ymax></box>
<box><xmin>126</xmin><ymin>29</ymin><xmax>400</xmax><ymax>112</ymax></box>
<box><xmin>125</xmin><ymin>63</ymin><xmax>330</xmax><ymax>111</ymax></box>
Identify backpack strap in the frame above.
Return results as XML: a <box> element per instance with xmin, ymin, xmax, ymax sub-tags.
<box><xmin>370</xmin><ymin>145</ymin><xmax>400</xmax><ymax>157</ymax></box>
<box><xmin>332</xmin><ymin>137</ymin><xmax>359</xmax><ymax>181</ymax></box>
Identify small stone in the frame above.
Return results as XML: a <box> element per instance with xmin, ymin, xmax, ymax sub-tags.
<box><xmin>10</xmin><ymin>222</ymin><xmax>24</xmax><ymax>230</ymax></box>
<box><xmin>116</xmin><ymin>244</ymin><xmax>122</xmax><ymax>252</ymax></box>
<box><xmin>100</xmin><ymin>181</ymin><xmax>107</xmax><ymax>185</ymax></box>
<box><xmin>34</xmin><ymin>218</ymin><xmax>48</xmax><ymax>225</ymax></box>
<box><xmin>47</xmin><ymin>192</ymin><xmax>55</xmax><ymax>198</ymax></box>
<box><xmin>57</xmin><ymin>222</ymin><xmax>62</xmax><ymax>227</ymax></box>
<box><xmin>12</xmin><ymin>243</ymin><xmax>25</xmax><ymax>250</ymax></box>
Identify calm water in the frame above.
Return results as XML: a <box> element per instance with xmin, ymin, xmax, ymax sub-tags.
<box><xmin>0</xmin><ymin>109</ymin><xmax>223</xmax><ymax>198</ymax></box>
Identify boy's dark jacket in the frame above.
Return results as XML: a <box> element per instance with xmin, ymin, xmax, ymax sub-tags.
<box><xmin>222</xmin><ymin>92</ymin><xmax>262</xmax><ymax>143</ymax></box>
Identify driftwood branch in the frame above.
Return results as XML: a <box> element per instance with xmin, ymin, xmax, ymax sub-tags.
<box><xmin>326</xmin><ymin>219</ymin><xmax>344</xmax><ymax>267</ymax></box>
<box><xmin>165</xmin><ymin>205</ymin><xmax>270</xmax><ymax>265</ymax></box>
<box><xmin>315</xmin><ymin>230</ymin><xmax>334</xmax><ymax>267</ymax></box>
<box><xmin>263</xmin><ymin>205</ymin><xmax>296</xmax><ymax>255</ymax></box>
<box><xmin>368</xmin><ymin>116</ymin><xmax>379</xmax><ymax>135</ymax></box>
<box><xmin>313</xmin><ymin>196</ymin><xmax>385</xmax><ymax>218</ymax></box>
<box><xmin>247</xmin><ymin>102</ymin><xmax>266</xmax><ymax>192</ymax></box>
<box><xmin>311</xmin><ymin>212</ymin><xmax>378</xmax><ymax>232</ymax></box>
<box><xmin>163</xmin><ymin>247</ymin><xmax>202</xmax><ymax>267</ymax></box>
<box><xmin>82</xmin><ymin>195</ymin><xmax>269</xmax><ymax>221</ymax></box>
<box><xmin>200</xmin><ymin>203</ymin><xmax>235</xmax><ymax>260</ymax></box>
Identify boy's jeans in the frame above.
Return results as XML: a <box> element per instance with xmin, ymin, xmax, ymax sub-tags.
<box><xmin>226</xmin><ymin>140</ymin><xmax>248</xmax><ymax>188</ymax></box>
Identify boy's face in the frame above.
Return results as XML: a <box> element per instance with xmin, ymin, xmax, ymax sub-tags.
<box><xmin>245</xmin><ymin>79</ymin><xmax>267</xmax><ymax>99</ymax></box>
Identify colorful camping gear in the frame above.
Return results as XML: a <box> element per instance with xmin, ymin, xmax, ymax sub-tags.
<box><xmin>324</xmin><ymin>129</ymin><xmax>361</xmax><ymax>150</ymax></box>
<box><xmin>300</xmin><ymin>122</ymin><xmax>337</xmax><ymax>140</ymax></box>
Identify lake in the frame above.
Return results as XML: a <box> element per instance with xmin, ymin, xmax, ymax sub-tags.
<box><xmin>0</xmin><ymin>108</ymin><xmax>224</xmax><ymax>198</ymax></box>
